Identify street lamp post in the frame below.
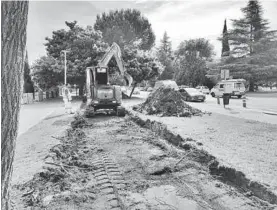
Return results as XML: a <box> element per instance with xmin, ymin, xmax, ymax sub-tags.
<box><xmin>61</xmin><ymin>50</ymin><xmax>70</xmax><ymax>85</ymax></box>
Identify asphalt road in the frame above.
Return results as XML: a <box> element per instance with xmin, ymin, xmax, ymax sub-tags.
<box><xmin>246</xmin><ymin>91</ymin><xmax>277</xmax><ymax>98</ymax></box>
<box><xmin>17</xmin><ymin>92</ymin><xmax>275</xmax><ymax>138</ymax></box>
<box><xmin>206</xmin><ymin>93</ymin><xmax>277</xmax><ymax>113</ymax></box>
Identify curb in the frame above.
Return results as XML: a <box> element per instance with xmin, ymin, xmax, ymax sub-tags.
<box><xmin>124</xmin><ymin>107</ymin><xmax>277</xmax><ymax>205</ymax></box>
<box><xmin>262</xmin><ymin>111</ymin><xmax>277</xmax><ymax>116</ymax></box>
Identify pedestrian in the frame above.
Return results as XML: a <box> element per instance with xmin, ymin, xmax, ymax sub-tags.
<box><xmin>62</xmin><ymin>86</ymin><xmax>73</xmax><ymax>114</ymax></box>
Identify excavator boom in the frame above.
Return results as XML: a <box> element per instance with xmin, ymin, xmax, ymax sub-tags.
<box><xmin>98</xmin><ymin>42</ymin><xmax>132</xmax><ymax>86</ymax></box>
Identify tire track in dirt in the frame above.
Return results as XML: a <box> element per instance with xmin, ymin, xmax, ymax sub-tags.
<box><xmin>92</xmin><ymin>152</ymin><xmax>126</xmax><ymax>210</ymax></box>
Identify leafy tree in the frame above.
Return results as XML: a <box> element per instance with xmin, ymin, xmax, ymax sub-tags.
<box><xmin>220</xmin><ymin>41</ymin><xmax>277</xmax><ymax>88</ymax></box>
<box><xmin>157</xmin><ymin>31</ymin><xmax>174</xmax><ymax>80</ymax></box>
<box><xmin>124</xmin><ymin>45</ymin><xmax>164</xmax><ymax>97</ymax></box>
<box><xmin>176</xmin><ymin>38</ymin><xmax>214</xmax><ymax>60</ymax></box>
<box><xmin>94</xmin><ymin>9</ymin><xmax>155</xmax><ymax>50</ymax></box>
<box><xmin>220</xmin><ymin>0</ymin><xmax>277</xmax><ymax>91</ymax></box>
<box><xmin>109</xmin><ymin>71</ymin><xmax>125</xmax><ymax>86</ymax></box>
<box><xmin>31</xmin><ymin>56</ymin><xmax>63</xmax><ymax>90</ymax></box>
<box><xmin>44</xmin><ymin>21</ymin><xmax>108</xmax><ymax>95</ymax></box>
<box><xmin>1</xmin><ymin>1</ymin><xmax>29</xmax><ymax>209</ymax></box>
<box><xmin>174</xmin><ymin>39</ymin><xmax>214</xmax><ymax>87</ymax></box>
<box><xmin>174</xmin><ymin>54</ymin><xmax>208</xmax><ymax>87</ymax></box>
<box><xmin>221</xmin><ymin>19</ymin><xmax>230</xmax><ymax>57</ymax></box>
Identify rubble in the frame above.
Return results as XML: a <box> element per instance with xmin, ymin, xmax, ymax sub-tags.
<box><xmin>71</xmin><ymin>113</ymin><xmax>89</xmax><ymax>129</ymax></box>
<box><xmin>134</xmin><ymin>87</ymin><xmax>203</xmax><ymax>117</ymax></box>
<box><xmin>17</xmin><ymin>115</ymin><xmax>95</xmax><ymax>208</ymax></box>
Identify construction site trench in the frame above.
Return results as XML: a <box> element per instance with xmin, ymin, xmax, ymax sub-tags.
<box><xmin>12</xmin><ymin>107</ymin><xmax>276</xmax><ymax>210</ymax></box>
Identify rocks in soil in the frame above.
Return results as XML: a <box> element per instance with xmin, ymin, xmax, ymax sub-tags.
<box><xmin>145</xmin><ymin>158</ymin><xmax>177</xmax><ymax>175</ymax></box>
<box><xmin>71</xmin><ymin>113</ymin><xmax>89</xmax><ymax>129</ymax></box>
<box><xmin>42</xmin><ymin>195</ymin><xmax>54</xmax><ymax>207</ymax></box>
<box><xmin>134</xmin><ymin>87</ymin><xmax>203</xmax><ymax>117</ymax></box>
<box><xmin>66</xmin><ymin>128</ymin><xmax>86</xmax><ymax>140</ymax></box>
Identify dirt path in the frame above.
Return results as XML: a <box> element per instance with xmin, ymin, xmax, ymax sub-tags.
<box><xmin>12</xmin><ymin>113</ymin><xmax>270</xmax><ymax>210</ymax></box>
<box><xmin>125</xmin><ymin>107</ymin><xmax>277</xmax><ymax>198</ymax></box>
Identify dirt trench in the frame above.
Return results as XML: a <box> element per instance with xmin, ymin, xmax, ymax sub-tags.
<box><xmin>127</xmin><ymin>109</ymin><xmax>277</xmax><ymax>207</ymax></box>
<box><xmin>12</xmin><ymin>113</ymin><xmax>274</xmax><ymax>210</ymax></box>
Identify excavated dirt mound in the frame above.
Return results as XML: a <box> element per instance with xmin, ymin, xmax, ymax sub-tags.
<box><xmin>134</xmin><ymin>87</ymin><xmax>203</xmax><ymax>117</ymax></box>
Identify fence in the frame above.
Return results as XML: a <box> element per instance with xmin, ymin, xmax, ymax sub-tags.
<box><xmin>21</xmin><ymin>90</ymin><xmax>59</xmax><ymax>105</ymax></box>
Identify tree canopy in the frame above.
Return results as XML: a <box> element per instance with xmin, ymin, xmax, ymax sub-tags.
<box><xmin>34</xmin><ymin>21</ymin><xmax>108</xmax><ymax>93</ymax></box>
<box><xmin>174</xmin><ymin>38</ymin><xmax>214</xmax><ymax>87</ymax></box>
<box><xmin>176</xmin><ymin>38</ymin><xmax>214</xmax><ymax>59</ymax></box>
<box><xmin>94</xmin><ymin>9</ymin><xmax>155</xmax><ymax>50</ymax></box>
<box><xmin>31</xmin><ymin>56</ymin><xmax>63</xmax><ymax>90</ymax></box>
<box><xmin>123</xmin><ymin>44</ymin><xmax>164</xmax><ymax>96</ymax></box>
<box><xmin>228</xmin><ymin>0</ymin><xmax>276</xmax><ymax>57</ymax></box>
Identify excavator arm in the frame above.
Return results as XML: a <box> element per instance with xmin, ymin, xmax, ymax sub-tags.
<box><xmin>98</xmin><ymin>42</ymin><xmax>133</xmax><ymax>86</ymax></box>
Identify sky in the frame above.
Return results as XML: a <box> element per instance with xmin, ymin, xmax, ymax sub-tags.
<box><xmin>27</xmin><ymin>0</ymin><xmax>277</xmax><ymax>64</ymax></box>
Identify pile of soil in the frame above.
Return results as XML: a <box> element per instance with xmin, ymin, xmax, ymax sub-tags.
<box><xmin>134</xmin><ymin>87</ymin><xmax>203</xmax><ymax>117</ymax></box>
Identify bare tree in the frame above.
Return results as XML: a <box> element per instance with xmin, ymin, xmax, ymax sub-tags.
<box><xmin>1</xmin><ymin>1</ymin><xmax>29</xmax><ymax>209</ymax></box>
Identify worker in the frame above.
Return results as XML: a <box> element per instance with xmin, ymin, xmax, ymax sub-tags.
<box><xmin>62</xmin><ymin>85</ymin><xmax>73</xmax><ymax>114</ymax></box>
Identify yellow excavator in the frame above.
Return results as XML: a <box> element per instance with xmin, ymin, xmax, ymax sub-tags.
<box><xmin>84</xmin><ymin>42</ymin><xmax>132</xmax><ymax>117</ymax></box>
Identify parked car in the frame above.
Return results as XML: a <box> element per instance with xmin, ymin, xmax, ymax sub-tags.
<box><xmin>154</xmin><ymin>80</ymin><xmax>179</xmax><ymax>91</ymax></box>
<box><xmin>179</xmin><ymin>87</ymin><xmax>206</xmax><ymax>102</ymax></box>
<box><xmin>211</xmin><ymin>79</ymin><xmax>246</xmax><ymax>98</ymax></box>
<box><xmin>147</xmin><ymin>87</ymin><xmax>154</xmax><ymax>92</ymax></box>
<box><xmin>196</xmin><ymin>86</ymin><xmax>210</xmax><ymax>94</ymax></box>
<box><xmin>179</xmin><ymin>85</ymin><xmax>190</xmax><ymax>89</ymax></box>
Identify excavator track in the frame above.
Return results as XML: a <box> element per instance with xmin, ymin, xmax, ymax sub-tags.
<box><xmin>92</xmin><ymin>153</ymin><xmax>126</xmax><ymax>210</ymax></box>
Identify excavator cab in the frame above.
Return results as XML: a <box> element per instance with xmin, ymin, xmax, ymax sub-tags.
<box><xmin>95</xmin><ymin>67</ymin><xmax>108</xmax><ymax>85</ymax></box>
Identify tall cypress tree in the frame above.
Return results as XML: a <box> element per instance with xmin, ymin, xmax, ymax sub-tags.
<box><xmin>221</xmin><ymin>19</ymin><xmax>230</xmax><ymax>57</ymax></box>
<box><xmin>157</xmin><ymin>31</ymin><xmax>174</xmax><ymax>80</ymax></box>
<box><xmin>23</xmin><ymin>52</ymin><xmax>34</xmax><ymax>93</ymax></box>
<box><xmin>159</xmin><ymin>31</ymin><xmax>172</xmax><ymax>56</ymax></box>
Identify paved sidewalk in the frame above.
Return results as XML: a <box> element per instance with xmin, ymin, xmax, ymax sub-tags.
<box><xmin>18</xmin><ymin>99</ymin><xmax>81</xmax><ymax>137</ymax></box>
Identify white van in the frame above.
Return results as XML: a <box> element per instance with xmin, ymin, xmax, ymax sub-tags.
<box><xmin>211</xmin><ymin>79</ymin><xmax>246</xmax><ymax>98</ymax></box>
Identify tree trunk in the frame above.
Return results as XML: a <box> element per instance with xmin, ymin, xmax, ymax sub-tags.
<box><xmin>1</xmin><ymin>2</ymin><xmax>29</xmax><ymax>209</ymax></box>
<box><xmin>129</xmin><ymin>83</ymin><xmax>137</xmax><ymax>98</ymax></box>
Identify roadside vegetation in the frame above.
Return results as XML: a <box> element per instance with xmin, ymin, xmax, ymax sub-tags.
<box><xmin>30</xmin><ymin>0</ymin><xmax>277</xmax><ymax>94</ymax></box>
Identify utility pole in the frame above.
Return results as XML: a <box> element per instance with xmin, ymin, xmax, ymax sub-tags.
<box><xmin>61</xmin><ymin>50</ymin><xmax>70</xmax><ymax>85</ymax></box>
